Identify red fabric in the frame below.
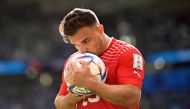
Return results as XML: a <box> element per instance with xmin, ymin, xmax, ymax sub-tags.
<box><xmin>58</xmin><ymin>59</ymin><xmax>69</xmax><ymax>96</ymax></box>
<box><xmin>58</xmin><ymin>38</ymin><xmax>144</xmax><ymax>109</ymax></box>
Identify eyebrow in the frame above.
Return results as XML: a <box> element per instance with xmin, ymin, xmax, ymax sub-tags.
<box><xmin>81</xmin><ymin>37</ymin><xmax>89</xmax><ymax>44</ymax></box>
<box><xmin>70</xmin><ymin>37</ymin><xmax>89</xmax><ymax>45</ymax></box>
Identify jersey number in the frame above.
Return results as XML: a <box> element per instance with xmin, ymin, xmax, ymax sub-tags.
<box><xmin>82</xmin><ymin>95</ymin><xmax>100</xmax><ymax>106</ymax></box>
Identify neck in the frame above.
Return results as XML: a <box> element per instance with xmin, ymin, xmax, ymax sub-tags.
<box><xmin>103</xmin><ymin>34</ymin><xmax>112</xmax><ymax>51</ymax></box>
<box><xmin>97</xmin><ymin>33</ymin><xmax>112</xmax><ymax>56</ymax></box>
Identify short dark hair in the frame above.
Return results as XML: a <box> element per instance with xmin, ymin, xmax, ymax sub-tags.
<box><xmin>59</xmin><ymin>8</ymin><xmax>99</xmax><ymax>43</ymax></box>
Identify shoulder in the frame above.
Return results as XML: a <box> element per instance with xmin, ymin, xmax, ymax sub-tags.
<box><xmin>111</xmin><ymin>39</ymin><xmax>142</xmax><ymax>57</ymax></box>
<box><xmin>101</xmin><ymin>38</ymin><xmax>142</xmax><ymax>58</ymax></box>
<box><xmin>115</xmin><ymin>40</ymin><xmax>144</xmax><ymax>70</ymax></box>
<box><xmin>111</xmin><ymin>39</ymin><xmax>144</xmax><ymax>68</ymax></box>
<box><xmin>101</xmin><ymin>38</ymin><xmax>144</xmax><ymax>65</ymax></box>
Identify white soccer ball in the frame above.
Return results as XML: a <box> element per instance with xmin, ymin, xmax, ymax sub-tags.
<box><xmin>64</xmin><ymin>53</ymin><xmax>107</xmax><ymax>95</ymax></box>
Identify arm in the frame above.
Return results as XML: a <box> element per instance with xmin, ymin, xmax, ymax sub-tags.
<box><xmin>87</xmin><ymin>81</ymin><xmax>141</xmax><ymax>108</ymax></box>
<box><xmin>67</xmin><ymin>61</ymin><xmax>142</xmax><ymax>108</ymax></box>
<box><xmin>54</xmin><ymin>93</ymin><xmax>86</xmax><ymax>109</ymax></box>
<box><xmin>54</xmin><ymin>61</ymin><xmax>86</xmax><ymax>109</ymax></box>
<box><xmin>54</xmin><ymin>94</ymin><xmax>74</xmax><ymax>109</ymax></box>
<box><xmin>67</xmin><ymin>49</ymin><xmax>144</xmax><ymax>108</ymax></box>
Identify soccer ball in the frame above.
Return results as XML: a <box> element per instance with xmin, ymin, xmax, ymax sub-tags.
<box><xmin>64</xmin><ymin>53</ymin><xmax>107</xmax><ymax>95</ymax></box>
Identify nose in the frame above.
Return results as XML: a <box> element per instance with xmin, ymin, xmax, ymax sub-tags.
<box><xmin>78</xmin><ymin>46</ymin><xmax>88</xmax><ymax>53</ymax></box>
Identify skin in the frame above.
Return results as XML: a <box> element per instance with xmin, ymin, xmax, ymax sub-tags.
<box><xmin>54</xmin><ymin>24</ymin><xmax>141</xmax><ymax>109</ymax></box>
<box><xmin>68</xmin><ymin>24</ymin><xmax>110</xmax><ymax>55</ymax></box>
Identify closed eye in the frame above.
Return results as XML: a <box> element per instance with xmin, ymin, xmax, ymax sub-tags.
<box><xmin>81</xmin><ymin>38</ymin><xmax>91</xmax><ymax>45</ymax></box>
<box><xmin>70</xmin><ymin>38</ymin><xmax>91</xmax><ymax>47</ymax></box>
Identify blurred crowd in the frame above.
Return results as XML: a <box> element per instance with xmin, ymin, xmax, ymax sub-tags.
<box><xmin>124</xmin><ymin>11</ymin><xmax>190</xmax><ymax>55</ymax></box>
<box><xmin>0</xmin><ymin>7</ymin><xmax>190</xmax><ymax>109</ymax></box>
<box><xmin>0</xmin><ymin>9</ymin><xmax>75</xmax><ymax>61</ymax></box>
<box><xmin>0</xmin><ymin>76</ymin><xmax>57</xmax><ymax>109</ymax></box>
<box><xmin>1</xmin><ymin>10</ymin><xmax>190</xmax><ymax>60</ymax></box>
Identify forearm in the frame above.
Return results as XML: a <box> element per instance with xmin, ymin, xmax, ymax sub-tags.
<box><xmin>88</xmin><ymin>81</ymin><xmax>141</xmax><ymax>107</ymax></box>
<box><xmin>54</xmin><ymin>94</ymin><xmax>75</xmax><ymax>109</ymax></box>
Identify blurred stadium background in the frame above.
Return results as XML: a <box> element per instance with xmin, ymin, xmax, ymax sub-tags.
<box><xmin>0</xmin><ymin>0</ymin><xmax>190</xmax><ymax>109</ymax></box>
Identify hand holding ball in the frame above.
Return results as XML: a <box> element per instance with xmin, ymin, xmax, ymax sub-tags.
<box><xmin>64</xmin><ymin>53</ymin><xmax>107</xmax><ymax>95</ymax></box>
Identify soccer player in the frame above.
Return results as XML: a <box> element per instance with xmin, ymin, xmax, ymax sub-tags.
<box><xmin>54</xmin><ymin>8</ymin><xmax>145</xmax><ymax>109</ymax></box>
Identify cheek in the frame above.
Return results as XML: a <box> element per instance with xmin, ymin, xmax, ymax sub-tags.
<box><xmin>91</xmin><ymin>42</ymin><xmax>99</xmax><ymax>50</ymax></box>
<box><xmin>90</xmin><ymin>35</ymin><xmax>102</xmax><ymax>54</ymax></box>
<box><xmin>95</xmin><ymin>38</ymin><xmax>103</xmax><ymax>52</ymax></box>
<box><xmin>88</xmin><ymin>41</ymin><xmax>99</xmax><ymax>53</ymax></box>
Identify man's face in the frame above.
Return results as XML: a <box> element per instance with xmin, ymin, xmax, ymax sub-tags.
<box><xmin>67</xmin><ymin>24</ymin><xmax>104</xmax><ymax>55</ymax></box>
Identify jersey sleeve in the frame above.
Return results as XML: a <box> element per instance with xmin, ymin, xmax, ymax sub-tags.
<box><xmin>117</xmin><ymin>47</ymin><xmax>145</xmax><ymax>89</ymax></box>
<box><xmin>58</xmin><ymin>60</ymin><xmax>69</xmax><ymax>96</ymax></box>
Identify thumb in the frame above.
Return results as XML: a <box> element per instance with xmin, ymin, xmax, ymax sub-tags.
<box><xmin>79</xmin><ymin>60</ymin><xmax>90</xmax><ymax>65</ymax></box>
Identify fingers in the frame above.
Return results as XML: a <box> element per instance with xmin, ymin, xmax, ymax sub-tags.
<box><xmin>69</xmin><ymin>62</ymin><xmax>78</xmax><ymax>79</ymax></box>
<box><xmin>70</xmin><ymin>62</ymin><xmax>79</xmax><ymax>72</ymax></box>
<box><xmin>67</xmin><ymin>63</ymin><xmax>73</xmax><ymax>75</ymax></box>
<box><xmin>65</xmin><ymin>62</ymin><xmax>79</xmax><ymax>85</ymax></box>
<box><xmin>79</xmin><ymin>60</ymin><xmax>90</xmax><ymax>67</ymax></box>
<box><xmin>71</xmin><ymin>93</ymin><xmax>86</xmax><ymax>100</ymax></box>
<box><xmin>67</xmin><ymin>92</ymin><xmax>86</xmax><ymax>104</ymax></box>
<box><xmin>65</xmin><ymin>60</ymin><xmax>91</xmax><ymax>87</ymax></box>
<box><xmin>65</xmin><ymin>70</ymin><xmax>72</xmax><ymax>80</ymax></box>
<box><xmin>67</xmin><ymin>60</ymin><xmax>89</xmax><ymax>75</ymax></box>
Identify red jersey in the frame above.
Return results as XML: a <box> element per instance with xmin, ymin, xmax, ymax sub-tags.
<box><xmin>58</xmin><ymin>38</ymin><xmax>145</xmax><ymax>109</ymax></box>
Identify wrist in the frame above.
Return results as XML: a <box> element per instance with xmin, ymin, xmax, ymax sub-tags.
<box><xmin>66</xmin><ymin>93</ymin><xmax>77</xmax><ymax>105</ymax></box>
<box><xmin>86</xmin><ymin>79</ymin><xmax>99</xmax><ymax>91</ymax></box>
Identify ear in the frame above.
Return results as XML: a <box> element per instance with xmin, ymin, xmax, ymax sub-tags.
<box><xmin>97</xmin><ymin>24</ymin><xmax>104</xmax><ymax>34</ymax></box>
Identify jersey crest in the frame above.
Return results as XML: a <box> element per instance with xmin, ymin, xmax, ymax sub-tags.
<box><xmin>133</xmin><ymin>53</ymin><xmax>143</xmax><ymax>70</ymax></box>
